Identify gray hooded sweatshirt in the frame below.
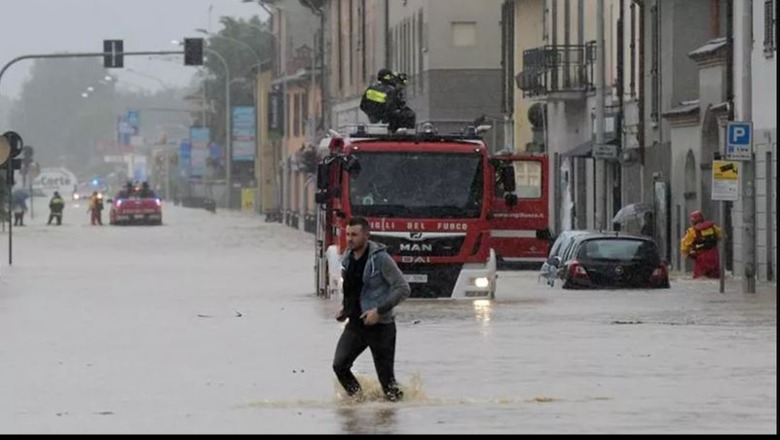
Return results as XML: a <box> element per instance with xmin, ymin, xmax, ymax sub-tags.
<box><xmin>341</xmin><ymin>241</ymin><xmax>411</xmax><ymax>324</ymax></box>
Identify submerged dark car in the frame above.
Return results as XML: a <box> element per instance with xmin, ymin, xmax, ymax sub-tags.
<box><xmin>549</xmin><ymin>233</ymin><xmax>670</xmax><ymax>289</ymax></box>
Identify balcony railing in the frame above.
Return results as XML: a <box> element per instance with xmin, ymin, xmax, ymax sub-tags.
<box><xmin>516</xmin><ymin>42</ymin><xmax>596</xmax><ymax>99</ymax></box>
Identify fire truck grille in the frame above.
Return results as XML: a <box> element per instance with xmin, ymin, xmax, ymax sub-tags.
<box><xmin>371</xmin><ymin>235</ymin><xmax>466</xmax><ymax>257</ymax></box>
<box><xmin>397</xmin><ymin>263</ymin><xmax>463</xmax><ymax>299</ymax></box>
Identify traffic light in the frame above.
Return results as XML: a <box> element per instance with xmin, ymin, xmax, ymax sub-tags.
<box><xmin>103</xmin><ymin>40</ymin><xmax>124</xmax><ymax>68</ymax></box>
<box><xmin>184</xmin><ymin>38</ymin><xmax>204</xmax><ymax>66</ymax></box>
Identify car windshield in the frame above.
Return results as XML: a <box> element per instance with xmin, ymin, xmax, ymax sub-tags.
<box><xmin>348</xmin><ymin>151</ymin><xmax>484</xmax><ymax>219</ymax></box>
<box><xmin>579</xmin><ymin>238</ymin><xmax>658</xmax><ymax>261</ymax></box>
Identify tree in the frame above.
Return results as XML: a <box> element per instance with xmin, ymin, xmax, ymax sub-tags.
<box><xmin>7</xmin><ymin>57</ymin><xmax>193</xmax><ymax>179</ymax></box>
<box><xmin>199</xmin><ymin>15</ymin><xmax>273</xmax><ymax>146</ymax></box>
<box><xmin>8</xmin><ymin>58</ymin><xmax>118</xmax><ymax>174</ymax></box>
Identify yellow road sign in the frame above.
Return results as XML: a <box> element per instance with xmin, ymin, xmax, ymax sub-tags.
<box><xmin>241</xmin><ymin>188</ymin><xmax>256</xmax><ymax>211</ymax></box>
<box><xmin>713</xmin><ymin>160</ymin><xmax>739</xmax><ymax>180</ymax></box>
<box><xmin>712</xmin><ymin>160</ymin><xmax>739</xmax><ymax>201</ymax></box>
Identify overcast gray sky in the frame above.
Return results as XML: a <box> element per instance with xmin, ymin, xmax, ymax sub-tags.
<box><xmin>0</xmin><ymin>0</ymin><xmax>267</xmax><ymax>99</ymax></box>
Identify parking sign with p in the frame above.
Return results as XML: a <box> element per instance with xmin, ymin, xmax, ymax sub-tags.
<box><xmin>726</xmin><ymin>122</ymin><xmax>753</xmax><ymax>161</ymax></box>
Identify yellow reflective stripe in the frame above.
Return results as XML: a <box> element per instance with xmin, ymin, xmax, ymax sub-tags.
<box><xmin>366</xmin><ymin>89</ymin><xmax>387</xmax><ymax>103</ymax></box>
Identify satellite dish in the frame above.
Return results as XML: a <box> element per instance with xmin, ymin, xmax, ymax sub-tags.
<box><xmin>620</xmin><ymin>148</ymin><xmax>640</xmax><ymax>167</ymax></box>
<box><xmin>0</xmin><ymin>136</ymin><xmax>10</xmax><ymax>165</ymax></box>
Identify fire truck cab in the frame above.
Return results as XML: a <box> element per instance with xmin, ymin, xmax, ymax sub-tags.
<box><xmin>314</xmin><ymin>124</ymin><xmax>518</xmax><ymax>300</ymax></box>
<box><xmin>488</xmin><ymin>152</ymin><xmax>553</xmax><ymax>267</ymax></box>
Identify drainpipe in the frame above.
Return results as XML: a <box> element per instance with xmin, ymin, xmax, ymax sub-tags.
<box><xmin>385</xmin><ymin>0</ymin><xmax>391</xmax><ymax>68</ymax></box>
<box><xmin>736</xmin><ymin>0</ymin><xmax>756</xmax><ymax>293</ymax></box>
<box><xmin>634</xmin><ymin>0</ymin><xmax>645</xmax><ymax>202</ymax></box>
<box><xmin>578</xmin><ymin>0</ymin><xmax>584</xmax><ymax>47</ymax></box>
<box><xmin>711</xmin><ymin>0</ymin><xmax>721</xmax><ymax>37</ymax></box>
<box><xmin>617</xmin><ymin>0</ymin><xmax>625</xmax><ymax>208</ymax></box>
<box><xmin>564</xmin><ymin>0</ymin><xmax>571</xmax><ymax>88</ymax></box>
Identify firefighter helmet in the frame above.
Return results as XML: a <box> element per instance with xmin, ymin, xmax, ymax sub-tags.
<box><xmin>689</xmin><ymin>210</ymin><xmax>704</xmax><ymax>224</ymax></box>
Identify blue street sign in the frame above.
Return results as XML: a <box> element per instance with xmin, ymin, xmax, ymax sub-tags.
<box><xmin>126</xmin><ymin>110</ymin><xmax>140</xmax><ymax>132</ymax></box>
<box><xmin>726</xmin><ymin>122</ymin><xmax>753</xmax><ymax>161</ymax></box>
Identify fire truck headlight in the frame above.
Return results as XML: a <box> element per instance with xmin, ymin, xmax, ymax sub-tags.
<box><xmin>473</xmin><ymin>277</ymin><xmax>490</xmax><ymax>288</ymax></box>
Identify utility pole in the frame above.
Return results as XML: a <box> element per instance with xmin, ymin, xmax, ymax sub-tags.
<box><xmin>595</xmin><ymin>0</ymin><xmax>607</xmax><ymax>231</ymax></box>
<box><xmin>739</xmin><ymin>0</ymin><xmax>756</xmax><ymax>293</ymax></box>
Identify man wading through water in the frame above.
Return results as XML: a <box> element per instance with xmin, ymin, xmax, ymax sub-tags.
<box><xmin>333</xmin><ymin>217</ymin><xmax>411</xmax><ymax>401</ymax></box>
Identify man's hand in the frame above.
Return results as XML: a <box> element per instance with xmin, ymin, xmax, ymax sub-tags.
<box><xmin>335</xmin><ymin>308</ymin><xmax>347</xmax><ymax>322</ymax></box>
<box><xmin>360</xmin><ymin>308</ymin><xmax>380</xmax><ymax>326</ymax></box>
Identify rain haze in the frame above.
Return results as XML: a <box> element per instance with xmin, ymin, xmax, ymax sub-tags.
<box><xmin>0</xmin><ymin>0</ymin><xmax>266</xmax><ymax>98</ymax></box>
<box><xmin>0</xmin><ymin>0</ymin><xmax>777</xmax><ymax>435</ymax></box>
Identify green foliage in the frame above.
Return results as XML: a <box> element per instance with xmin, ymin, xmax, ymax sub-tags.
<box><xmin>6</xmin><ymin>58</ymin><xmax>191</xmax><ymax>178</ymax></box>
<box><xmin>9</xmin><ymin>58</ymin><xmax>116</xmax><ymax>173</ymax></box>
<box><xmin>199</xmin><ymin>15</ymin><xmax>273</xmax><ymax>144</ymax></box>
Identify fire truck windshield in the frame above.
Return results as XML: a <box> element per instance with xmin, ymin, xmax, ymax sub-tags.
<box><xmin>348</xmin><ymin>151</ymin><xmax>484</xmax><ymax>219</ymax></box>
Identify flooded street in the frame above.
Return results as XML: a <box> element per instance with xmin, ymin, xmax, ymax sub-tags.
<box><xmin>0</xmin><ymin>203</ymin><xmax>775</xmax><ymax>434</ymax></box>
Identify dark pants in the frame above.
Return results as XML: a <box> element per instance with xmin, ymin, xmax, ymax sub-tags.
<box><xmin>333</xmin><ymin>321</ymin><xmax>402</xmax><ymax>401</ymax></box>
<box><xmin>91</xmin><ymin>210</ymin><xmax>103</xmax><ymax>225</ymax></box>
<box><xmin>48</xmin><ymin>212</ymin><xmax>62</xmax><ymax>225</ymax></box>
<box><xmin>13</xmin><ymin>212</ymin><xmax>24</xmax><ymax>226</ymax></box>
<box><xmin>387</xmin><ymin>106</ymin><xmax>416</xmax><ymax>132</ymax></box>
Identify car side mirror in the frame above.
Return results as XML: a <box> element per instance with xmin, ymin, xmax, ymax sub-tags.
<box><xmin>504</xmin><ymin>193</ymin><xmax>518</xmax><ymax>207</ymax></box>
<box><xmin>547</xmin><ymin>256</ymin><xmax>561</xmax><ymax>267</ymax></box>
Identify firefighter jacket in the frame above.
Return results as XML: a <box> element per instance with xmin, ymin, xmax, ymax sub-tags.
<box><xmin>49</xmin><ymin>196</ymin><xmax>65</xmax><ymax>214</ymax></box>
<box><xmin>360</xmin><ymin>81</ymin><xmax>399</xmax><ymax>124</ymax></box>
<box><xmin>681</xmin><ymin>220</ymin><xmax>721</xmax><ymax>257</ymax></box>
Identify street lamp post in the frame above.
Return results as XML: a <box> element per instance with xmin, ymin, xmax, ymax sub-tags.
<box><xmin>204</xmin><ymin>48</ymin><xmax>233</xmax><ymax>210</ymax></box>
<box><xmin>173</xmin><ymin>39</ymin><xmax>233</xmax><ymax>209</ymax></box>
<box><xmin>196</xmin><ymin>29</ymin><xmax>273</xmax><ymax>210</ymax></box>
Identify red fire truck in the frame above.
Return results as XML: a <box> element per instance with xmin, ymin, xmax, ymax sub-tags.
<box><xmin>488</xmin><ymin>153</ymin><xmax>553</xmax><ymax>267</ymax></box>
<box><xmin>314</xmin><ymin>124</ymin><xmax>519</xmax><ymax>300</ymax></box>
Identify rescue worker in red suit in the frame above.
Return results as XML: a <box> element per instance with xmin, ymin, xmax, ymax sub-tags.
<box><xmin>680</xmin><ymin>210</ymin><xmax>722</xmax><ymax>279</ymax></box>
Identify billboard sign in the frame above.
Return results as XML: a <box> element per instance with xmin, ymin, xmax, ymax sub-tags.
<box><xmin>189</xmin><ymin>127</ymin><xmax>210</xmax><ymax>177</ymax></box>
<box><xmin>232</xmin><ymin>106</ymin><xmax>256</xmax><ymax>161</ymax></box>
<box><xmin>32</xmin><ymin>167</ymin><xmax>78</xmax><ymax>197</ymax></box>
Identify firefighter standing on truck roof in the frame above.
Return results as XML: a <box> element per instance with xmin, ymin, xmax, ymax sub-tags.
<box><xmin>360</xmin><ymin>69</ymin><xmax>416</xmax><ymax>133</ymax></box>
<box><xmin>680</xmin><ymin>210</ymin><xmax>722</xmax><ymax>279</ymax></box>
